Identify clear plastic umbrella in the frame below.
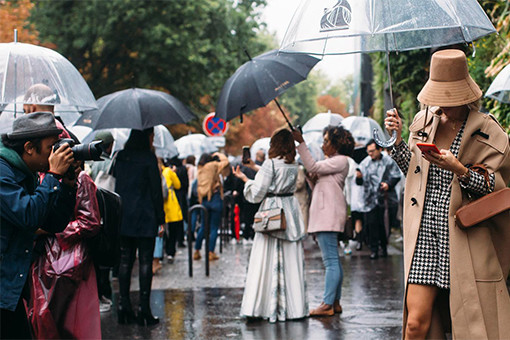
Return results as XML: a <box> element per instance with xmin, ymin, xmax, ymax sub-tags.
<box><xmin>341</xmin><ymin>116</ymin><xmax>387</xmax><ymax>147</ymax></box>
<box><xmin>302</xmin><ymin>110</ymin><xmax>344</xmax><ymax>133</ymax></box>
<box><xmin>250</xmin><ymin>137</ymin><xmax>271</xmax><ymax>160</ymax></box>
<box><xmin>281</xmin><ymin>0</ymin><xmax>495</xmax><ymax>56</ymax></box>
<box><xmin>281</xmin><ymin>0</ymin><xmax>496</xmax><ymax>146</ymax></box>
<box><xmin>303</xmin><ymin>131</ymin><xmax>325</xmax><ymax>161</ymax></box>
<box><xmin>0</xmin><ymin>42</ymin><xmax>97</xmax><ymax>112</ymax></box>
<box><xmin>0</xmin><ymin>102</ymin><xmax>82</xmax><ymax>134</ymax></box>
<box><xmin>486</xmin><ymin>64</ymin><xmax>510</xmax><ymax>104</ymax></box>
<box><xmin>174</xmin><ymin>133</ymin><xmax>218</xmax><ymax>160</ymax></box>
<box><xmin>80</xmin><ymin>125</ymin><xmax>178</xmax><ymax>159</ymax></box>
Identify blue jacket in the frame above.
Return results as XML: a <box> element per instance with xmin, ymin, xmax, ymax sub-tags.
<box><xmin>0</xmin><ymin>143</ymin><xmax>75</xmax><ymax>311</ymax></box>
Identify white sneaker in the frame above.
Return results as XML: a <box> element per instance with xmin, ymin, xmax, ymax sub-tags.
<box><xmin>167</xmin><ymin>255</ymin><xmax>174</xmax><ymax>263</ymax></box>
<box><xmin>100</xmin><ymin>296</ymin><xmax>113</xmax><ymax>306</ymax></box>
<box><xmin>99</xmin><ymin>301</ymin><xmax>111</xmax><ymax>313</ymax></box>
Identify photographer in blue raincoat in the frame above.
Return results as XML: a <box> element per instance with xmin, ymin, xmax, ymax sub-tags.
<box><xmin>0</xmin><ymin>112</ymin><xmax>76</xmax><ymax>339</ymax></box>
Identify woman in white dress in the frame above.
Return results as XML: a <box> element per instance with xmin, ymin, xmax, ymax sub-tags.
<box><xmin>233</xmin><ymin>128</ymin><xmax>308</xmax><ymax>322</ymax></box>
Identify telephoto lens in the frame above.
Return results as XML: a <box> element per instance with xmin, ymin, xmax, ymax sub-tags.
<box><xmin>53</xmin><ymin>138</ymin><xmax>103</xmax><ymax>161</ymax></box>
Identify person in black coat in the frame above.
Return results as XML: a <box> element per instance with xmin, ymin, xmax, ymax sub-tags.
<box><xmin>113</xmin><ymin>128</ymin><xmax>165</xmax><ymax>326</ymax></box>
<box><xmin>166</xmin><ymin>156</ymin><xmax>189</xmax><ymax>248</ymax></box>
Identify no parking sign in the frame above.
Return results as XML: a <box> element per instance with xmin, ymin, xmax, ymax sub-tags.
<box><xmin>203</xmin><ymin>112</ymin><xmax>228</xmax><ymax>137</ymax></box>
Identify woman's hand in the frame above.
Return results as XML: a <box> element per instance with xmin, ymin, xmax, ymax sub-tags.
<box><xmin>384</xmin><ymin>109</ymin><xmax>403</xmax><ymax>145</ymax></box>
<box><xmin>292</xmin><ymin>129</ymin><xmax>304</xmax><ymax>144</ymax></box>
<box><xmin>422</xmin><ymin>149</ymin><xmax>468</xmax><ymax>176</ymax></box>
<box><xmin>158</xmin><ymin>225</ymin><xmax>165</xmax><ymax>237</ymax></box>
<box><xmin>232</xmin><ymin>165</ymin><xmax>249</xmax><ymax>183</ymax></box>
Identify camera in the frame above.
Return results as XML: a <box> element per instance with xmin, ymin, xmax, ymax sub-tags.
<box><xmin>53</xmin><ymin>138</ymin><xmax>103</xmax><ymax>161</ymax></box>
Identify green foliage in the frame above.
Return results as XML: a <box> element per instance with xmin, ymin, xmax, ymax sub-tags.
<box><xmin>372</xmin><ymin>50</ymin><xmax>429</xmax><ymax>141</ymax></box>
<box><xmin>325</xmin><ymin>74</ymin><xmax>354</xmax><ymax>112</ymax></box>
<box><xmin>279</xmin><ymin>70</ymin><xmax>321</xmax><ymax>126</ymax></box>
<box><xmin>27</xmin><ymin>0</ymin><xmax>269</xmax><ymax>117</ymax></box>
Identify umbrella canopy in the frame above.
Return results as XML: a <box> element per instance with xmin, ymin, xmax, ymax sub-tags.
<box><xmin>174</xmin><ymin>134</ymin><xmax>218</xmax><ymax>160</ymax></box>
<box><xmin>80</xmin><ymin>125</ymin><xmax>178</xmax><ymax>159</ymax></box>
<box><xmin>303</xmin><ymin>131</ymin><xmax>325</xmax><ymax>161</ymax></box>
<box><xmin>0</xmin><ymin>42</ymin><xmax>97</xmax><ymax>111</ymax></box>
<box><xmin>341</xmin><ymin>116</ymin><xmax>387</xmax><ymax>147</ymax></box>
<box><xmin>250</xmin><ymin>137</ymin><xmax>271</xmax><ymax>160</ymax></box>
<box><xmin>302</xmin><ymin>110</ymin><xmax>344</xmax><ymax>133</ymax></box>
<box><xmin>281</xmin><ymin>0</ymin><xmax>496</xmax><ymax>147</ymax></box>
<box><xmin>0</xmin><ymin>102</ymin><xmax>83</xmax><ymax>134</ymax></box>
<box><xmin>215</xmin><ymin>49</ymin><xmax>320</xmax><ymax>126</ymax></box>
<box><xmin>486</xmin><ymin>64</ymin><xmax>510</xmax><ymax>104</ymax></box>
<box><xmin>281</xmin><ymin>0</ymin><xmax>496</xmax><ymax>56</ymax></box>
<box><xmin>74</xmin><ymin>88</ymin><xmax>196</xmax><ymax>130</ymax></box>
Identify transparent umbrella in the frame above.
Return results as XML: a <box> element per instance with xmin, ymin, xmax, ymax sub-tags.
<box><xmin>486</xmin><ymin>64</ymin><xmax>510</xmax><ymax>104</ymax></box>
<box><xmin>302</xmin><ymin>110</ymin><xmax>344</xmax><ymax>133</ymax></box>
<box><xmin>0</xmin><ymin>41</ymin><xmax>97</xmax><ymax>112</ymax></box>
<box><xmin>341</xmin><ymin>115</ymin><xmax>387</xmax><ymax>147</ymax></box>
<box><xmin>174</xmin><ymin>134</ymin><xmax>218</xmax><ymax>160</ymax></box>
<box><xmin>0</xmin><ymin>102</ymin><xmax>83</xmax><ymax>134</ymax></box>
<box><xmin>303</xmin><ymin>131</ymin><xmax>325</xmax><ymax>161</ymax></box>
<box><xmin>80</xmin><ymin>125</ymin><xmax>178</xmax><ymax>159</ymax></box>
<box><xmin>250</xmin><ymin>137</ymin><xmax>271</xmax><ymax>160</ymax></box>
<box><xmin>281</xmin><ymin>0</ymin><xmax>496</xmax><ymax>146</ymax></box>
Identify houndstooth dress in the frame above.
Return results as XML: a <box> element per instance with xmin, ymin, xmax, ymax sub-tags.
<box><xmin>391</xmin><ymin>120</ymin><xmax>494</xmax><ymax>289</ymax></box>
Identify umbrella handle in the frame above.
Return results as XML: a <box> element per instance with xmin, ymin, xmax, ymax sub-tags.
<box><xmin>373</xmin><ymin>129</ymin><xmax>397</xmax><ymax>148</ymax></box>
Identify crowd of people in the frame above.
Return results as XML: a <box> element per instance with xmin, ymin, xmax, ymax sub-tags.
<box><xmin>1</xmin><ymin>49</ymin><xmax>509</xmax><ymax>340</ymax></box>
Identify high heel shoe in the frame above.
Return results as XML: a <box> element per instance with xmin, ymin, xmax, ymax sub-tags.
<box><xmin>117</xmin><ymin>306</ymin><xmax>137</xmax><ymax>324</ymax></box>
<box><xmin>137</xmin><ymin>308</ymin><xmax>159</xmax><ymax>326</ymax></box>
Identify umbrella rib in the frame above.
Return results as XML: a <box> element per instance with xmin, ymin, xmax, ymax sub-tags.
<box><xmin>0</xmin><ymin>44</ymin><xmax>13</xmax><ymax>103</ymax></box>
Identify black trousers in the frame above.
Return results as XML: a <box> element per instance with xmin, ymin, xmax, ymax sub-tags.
<box><xmin>365</xmin><ymin>206</ymin><xmax>387</xmax><ymax>254</ymax></box>
<box><xmin>118</xmin><ymin>236</ymin><xmax>155</xmax><ymax>310</ymax></box>
<box><xmin>1</xmin><ymin>298</ymin><xmax>32</xmax><ymax>339</ymax></box>
<box><xmin>164</xmin><ymin>221</ymin><xmax>184</xmax><ymax>257</ymax></box>
<box><xmin>95</xmin><ymin>263</ymin><xmax>112</xmax><ymax>300</ymax></box>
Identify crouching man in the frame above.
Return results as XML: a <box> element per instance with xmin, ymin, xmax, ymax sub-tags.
<box><xmin>0</xmin><ymin>112</ymin><xmax>76</xmax><ymax>339</ymax></box>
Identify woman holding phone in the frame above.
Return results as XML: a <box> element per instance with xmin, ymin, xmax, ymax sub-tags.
<box><xmin>385</xmin><ymin>49</ymin><xmax>510</xmax><ymax>339</ymax></box>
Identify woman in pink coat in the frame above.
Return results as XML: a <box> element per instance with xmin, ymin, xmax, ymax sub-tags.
<box><xmin>293</xmin><ymin>126</ymin><xmax>354</xmax><ymax>316</ymax></box>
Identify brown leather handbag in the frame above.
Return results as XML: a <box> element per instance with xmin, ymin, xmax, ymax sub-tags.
<box><xmin>455</xmin><ymin>164</ymin><xmax>510</xmax><ymax>229</ymax></box>
<box><xmin>455</xmin><ymin>188</ymin><xmax>510</xmax><ymax>229</ymax></box>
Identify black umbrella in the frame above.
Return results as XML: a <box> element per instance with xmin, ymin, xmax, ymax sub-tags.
<box><xmin>75</xmin><ymin>88</ymin><xmax>196</xmax><ymax>130</ymax></box>
<box><xmin>215</xmin><ymin>49</ymin><xmax>320</xmax><ymax>129</ymax></box>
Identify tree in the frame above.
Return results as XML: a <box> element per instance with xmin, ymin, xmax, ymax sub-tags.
<box><xmin>0</xmin><ymin>0</ymin><xmax>39</xmax><ymax>44</ymax></box>
<box><xmin>27</xmin><ymin>0</ymin><xmax>269</xmax><ymax>115</ymax></box>
<box><xmin>316</xmin><ymin>94</ymin><xmax>348</xmax><ymax>116</ymax></box>
<box><xmin>326</xmin><ymin>74</ymin><xmax>355</xmax><ymax>113</ymax></box>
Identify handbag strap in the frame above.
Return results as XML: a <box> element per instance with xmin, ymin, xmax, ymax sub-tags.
<box><xmin>106</xmin><ymin>152</ymin><xmax>118</xmax><ymax>175</ymax></box>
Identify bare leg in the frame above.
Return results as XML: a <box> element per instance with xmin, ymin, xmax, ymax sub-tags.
<box><xmin>355</xmin><ymin>219</ymin><xmax>362</xmax><ymax>234</ymax></box>
<box><xmin>405</xmin><ymin>284</ymin><xmax>439</xmax><ymax>339</ymax></box>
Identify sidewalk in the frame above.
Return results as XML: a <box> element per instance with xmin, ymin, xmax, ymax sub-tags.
<box><xmin>102</xmin><ymin>236</ymin><xmax>405</xmax><ymax>339</ymax></box>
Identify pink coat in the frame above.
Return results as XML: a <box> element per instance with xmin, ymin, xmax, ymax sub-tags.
<box><xmin>297</xmin><ymin>143</ymin><xmax>349</xmax><ymax>233</ymax></box>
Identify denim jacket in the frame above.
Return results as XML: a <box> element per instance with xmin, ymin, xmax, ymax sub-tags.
<box><xmin>0</xmin><ymin>145</ymin><xmax>75</xmax><ymax>311</ymax></box>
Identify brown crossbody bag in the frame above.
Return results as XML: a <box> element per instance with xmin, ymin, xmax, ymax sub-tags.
<box><xmin>455</xmin><ymin>164</ymin><xmax>510</xmax><ymax>229</ymax></box>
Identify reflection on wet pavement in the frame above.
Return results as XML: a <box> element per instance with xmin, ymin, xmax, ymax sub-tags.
<box><xmin>102</xmin><ymin>238</ymin><xmax>405</xmax><ymax>339</ymax></box>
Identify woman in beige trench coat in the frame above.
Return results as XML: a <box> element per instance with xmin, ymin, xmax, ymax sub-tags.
<box><xmin>386</xmin><ymin>49</ymin><xmax>510</xmax><ymax>339</ymax></box>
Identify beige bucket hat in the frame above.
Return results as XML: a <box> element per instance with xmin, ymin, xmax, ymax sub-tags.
<box><xmin>417</xmin><ymin>49</ymin><xmax>482</xmax><ymax>107</ymax></box>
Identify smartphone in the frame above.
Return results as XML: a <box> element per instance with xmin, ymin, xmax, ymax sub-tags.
<box><xmin>242</xmin><ymin>146</ymin><xmax>251</xmax><ymax>164</ymax></box>
<box><xmin>416</xmin><ymin>142</ymin><xmax>440</xmax><ymax>155</ymax></box>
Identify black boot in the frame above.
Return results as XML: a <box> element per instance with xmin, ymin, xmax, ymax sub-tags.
<box><xmin>137</xmin><ymin>291</ymin><xmax>159</xmax><ymax>326</ymax></box>
<box><xmin>117</xmin><ymin>301</ymin><xmax>137</xmax><ymax>324</ymax></box>
<box><xmin>118</xmin><ymin>241</ymin><xmax>136</xmax><ymax>325</ymax></box>
<box><xmin>137</xmin><ymin>253</ymin><xmax>159</xmax><ymax>326</ymax></box>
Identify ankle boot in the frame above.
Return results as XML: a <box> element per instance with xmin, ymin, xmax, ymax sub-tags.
<box><xmin>137</xmin><ymin>292</ymin><xmax>159</xmax><ymax>326</ymax></box>
<box><xmin>117</xmin><ymin>297</ymin><xmax>136</xmax><ymax>324</ymax></box>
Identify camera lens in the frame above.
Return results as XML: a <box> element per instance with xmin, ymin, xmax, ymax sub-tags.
<box><xmin>71</xmin><ymin>141</ymin><xmax>103</xmax><ymax>161</ymax></box>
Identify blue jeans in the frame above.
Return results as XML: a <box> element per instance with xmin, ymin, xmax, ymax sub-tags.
<box><xmin>193</xmin><ymin>192</ymin><xmax>223</xmax><ymax>252</ymax></box>
<box><xmin>316</xmin><ymin>232</ymin><xmax>343</xmax><ymax>305</ymax></box>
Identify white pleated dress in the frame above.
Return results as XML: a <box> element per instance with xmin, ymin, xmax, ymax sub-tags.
<box><xmin>240</xmin><ymin>158</ymin><xmax>308</xmax><ymax>322</ymax></box>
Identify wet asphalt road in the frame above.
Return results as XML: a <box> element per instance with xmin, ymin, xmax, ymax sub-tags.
<box><xmin>101</xmin><ymin>236</ymin><xmax>405</xmax><ymax>339</ymax></box>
